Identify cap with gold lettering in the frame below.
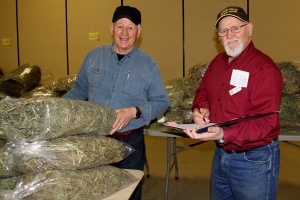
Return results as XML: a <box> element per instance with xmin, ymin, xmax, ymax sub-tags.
<box><xmin>215</xmin><ymin>6</ymin><xmax>249</xmax><ymax>28</ymax></box>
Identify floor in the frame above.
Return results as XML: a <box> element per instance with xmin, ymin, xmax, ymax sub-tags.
<box><xmin>141</xmin><ymin>134</ymin><xmax>300</xmax><ymax>200</ymax></box>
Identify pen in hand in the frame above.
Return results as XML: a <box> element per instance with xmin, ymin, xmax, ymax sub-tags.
<box><xmin>197</xmin><ymin>107</ymin><xmax>206</xmax><ymax>123</ymax></box>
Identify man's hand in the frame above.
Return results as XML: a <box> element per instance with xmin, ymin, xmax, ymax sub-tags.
<box><xmin>109</xmin><ymin>107</ymin><xmax>136</xmax><ymax>134</ymax></box>
<box><xmin>193</xmin><ymin>108</ymin><xmax>210</xmax><ymax>126</ymax></box>
<box><xmin>184</xmin><ymin>126</ymin><xmax>224</xmax><ymax>141</ymax></box>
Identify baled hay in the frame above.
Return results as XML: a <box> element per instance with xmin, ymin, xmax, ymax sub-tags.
<box><xmin>0</xmin><ymin>97</ymin><xmax>116</xmax><ymax>141</ymax></box>
<box><xmin>164</xmin><ymin>78</ymin><xmax>185</xmax><ymax>109</ymax></box>
<box><xmin>0</xmin><ymin>176</ymin><xmax>21</xmax><ymax>190</ymax></box>
<box><xmin>0</xmin><ymin>139</ymin><xmax>6</xmax><ymax>148</ymax></box>
<box><xmin>0</xmin><ymin>63</ymin><xmax>41</xmax><ymax>98</ymax></box>
<box><xmin>11</xmin><ymin>135</ymin><xmax>134</xmax><ymax>174</ymax></box>
<box><xmin>183</xmin><ymin>62</ymin><xmax>209</xmax><ymax>97</ymax></box>
<box><xmin>21</xmin><ymin>84</ymin><xmax>61</xmax><ymax>98</ymax></box>
<box><xmin>1</xmin><ymin>165</ymin><xmax>138</xmax><ymax>200</ymax></box>
<box><xmin>182</xmin><ymin>110</ymin><xmax>194</xmax><ymax>124</ymax></box>
<box><xmin>182</xmin><ymin>96</ymin><xmax>194</xmax><ymax>109</ymax></box>
<box><xmin>280</xmin><ymin>94</ymin><xmax>300</xmax><ymax>128</ymax></box>
<box><xmin>165</xmin><ymin>110</ymin><xmax>184</xmax><ymax>124</ymax></box>
<box><xmin>52</xmin><ymin>75</ymin><xmax>76</xmax><ymax>92</ymax></box>
<box><xmin>276</xmin><ymin>61</ymin><xmax>300</xmax><ymax>94</ymax></box>
<box><xmin>0</xmin><ymin>146</ymin><xmax>20</xmax><ymax>178</ymax></box>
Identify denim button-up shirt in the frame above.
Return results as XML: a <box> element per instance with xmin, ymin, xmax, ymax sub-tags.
<box><xmin>63</xmin><ymin>43</ymin><xmax>170</xmax><ymax>132</ymax></box>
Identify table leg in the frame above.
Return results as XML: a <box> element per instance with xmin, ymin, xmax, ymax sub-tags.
<box><xmin>173</xmin><ymin>137</ymin><xmax>179</xmax><ymax>179</ymax></box>
<box><xmin>164</xmin><ymin>137</ymin><xmax>171</xmax><ymax>200</ymax></box>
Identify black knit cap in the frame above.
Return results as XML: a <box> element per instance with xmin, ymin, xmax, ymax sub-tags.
<box><xmin>215</xmin><ymin>6</ymin><xmax>249</xmax><ymax>28</ymax></box>
<box><xmin>112</xmin><ymin>6</ymin><xmax>141</xmax><ymax>25</ymax></box>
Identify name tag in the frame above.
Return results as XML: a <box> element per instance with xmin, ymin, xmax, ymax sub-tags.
<box><xmin>229</xmin><ymin>69</ymin><xmax>249</xmax><ymax>95</ymax></box>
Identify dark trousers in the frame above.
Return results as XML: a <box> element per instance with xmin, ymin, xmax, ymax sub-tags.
<box><xmin>111</xmin><ymin>128</ymin><xmax>145</xmax><ymax>200</ymax></box>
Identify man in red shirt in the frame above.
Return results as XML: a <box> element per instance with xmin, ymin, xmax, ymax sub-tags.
<box><xmin>184</xmin><ymin>6</ymin><xmax>284</xmax><ymax>200</ymax></box>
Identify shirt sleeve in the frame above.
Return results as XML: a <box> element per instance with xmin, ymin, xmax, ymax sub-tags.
<box><xmin>140</xmin><ymin>64</ymin><xmax>170</xmax><ymax>125</ymax></box>
<box><xmin>62</xmin><ymin>53</ymin><xmax>90</xmax><ymax>101</ymax></box>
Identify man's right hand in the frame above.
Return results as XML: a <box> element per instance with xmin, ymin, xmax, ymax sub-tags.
<box><xmin>193</xmin><ymin>108</ymin><xmax>210</xmax><ymax>126</ymax></box>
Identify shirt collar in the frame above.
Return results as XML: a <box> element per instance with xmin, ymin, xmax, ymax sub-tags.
<box><xmin>110</xmin><ymin>42</ymin><xmax>137</xmax><ymax>57</ymax></box>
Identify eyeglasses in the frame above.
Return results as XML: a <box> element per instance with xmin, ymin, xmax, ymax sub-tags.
<box><xmin>217</xmin><ymin>24</ymin><xmax>248</xmax><ymax>37</ymax></box>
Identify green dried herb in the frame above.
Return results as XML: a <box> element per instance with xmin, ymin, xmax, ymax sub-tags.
<box><xmin>1</xmin><ymin>166</ymin><xmax>138</xmax><ymax>200</ymax></box>
<box><xmin>277</xmin><ymin>61</ymin><xmax>300</xmax><ymax>94</ymax></box>
<box><xmin>52</xmin><ymin>75</ymin><xmax>76</xmax><ymax>92</ymax></box>
<box><xmin>0</xmin><ymin>97</ymin><xmax>116</xmax><ymax>141</ymax></box>
<box><xmin>0</xmin><ymin>146</ymin><xmax>21</xmax><ymax>178</ymax></box>
<box><xmin>12</xmin><ymin>135</ymin><xmax>134</xmax><ymax>174</ymax></box>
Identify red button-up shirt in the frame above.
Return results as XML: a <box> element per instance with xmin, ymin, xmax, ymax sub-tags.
<box><xmin>193</xmin><ymin>41</ymin><xmax>284</xmax><ymax>150</ymax></box>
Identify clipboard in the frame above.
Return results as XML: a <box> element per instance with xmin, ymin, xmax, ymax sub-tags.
<box><xmin>164</xmin><ymin>111</ymin><xmax>279</xmax><ymax>134</ymax></box>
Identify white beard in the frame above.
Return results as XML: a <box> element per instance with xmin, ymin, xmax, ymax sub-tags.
<box><xmin>224</xmin><ymin>38</ymin><xmax>244</xmax><ymax>57</ymax></box>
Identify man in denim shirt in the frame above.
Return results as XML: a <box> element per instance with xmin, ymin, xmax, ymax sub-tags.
<box><xmin>63</xmin><ymin>6</ymin><xmax>170</xmax><ymax>200</ymax></box>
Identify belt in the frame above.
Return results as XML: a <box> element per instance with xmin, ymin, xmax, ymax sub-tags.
<box><xmin>109</xmin><ymin>127</ymin><xmax>142</xmax><ymax>139</ymax></box>
<box><xmin>224</xmin><ymin>148</ymin><xmax>255</xmax><ymax>154</ymax></box>
<box><xmin>223</xmin><ymin>137</ymin><xmax>278</xmax><ymax>154</ymax></box>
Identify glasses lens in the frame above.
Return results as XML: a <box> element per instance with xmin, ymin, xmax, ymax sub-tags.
<box><xmin>218</xmin><ymin>29</ymin><xmax>227</xmax><ymax>36</ymax></box>
<box><xmin>231</xmin><ymin>26</ymin><xmax>241</xmax><ymax>33</ymax></box>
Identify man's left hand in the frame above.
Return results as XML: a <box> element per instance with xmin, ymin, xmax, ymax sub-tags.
<box><xmin>184</xmin><ymin>126</ymin><xmax>224</xmax><ymax>141</ymax></box>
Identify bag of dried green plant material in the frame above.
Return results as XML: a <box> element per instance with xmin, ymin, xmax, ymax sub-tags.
<box><xmin>0</xmin><ymin>63</ymin><xmax>41</xmax><ymax>98</ymax></box>
<box><xmin>0</xmin><ymin>165</ymin><xmax>138</xmax><ymax>200</ymax></box>
<box><xmin>279</xmin><ymin>94</ymin><xmax>300</xmax><ymax>133</ymax></box>
<box><xmin>52</xmin><ymin>75</ymin><xmax>76</xmax><ymax>92</ymax></box>
<box><xmin>9</xmin><ymin>135</ymin><xmax>134</xmax><ymax>174</ymax></box>
<box><xmin>0</xmin><ymin>145</ymin><xmax>21</xmax><ymax>178</ymax></box>
<box><xmin>164</xmin><ymin>77</ymin><xmax>185</xmax><ymax>110</ymax></box>
<box><xmin>0</xmin><ymin>97</ymin><xmax>117</xmax><ymax>142</ymax></box>
<box><xmin>183</xmin><ymin>62</ymin><xmax>209</xmax><ymax>97</ymax></box>
<box><xmin>0</xmin><ymin>176</ymin><xmax>21</xmax><ymax>190</ymax></box>
<box><xmin>21</xmin><ymin>84</ymin><xmax>62</xmax><ymax>98</ymax></box>
<box><xmin>276</xmin><ymin>61</ymin><xmax>300</xmax><ymax>94</ymax></box>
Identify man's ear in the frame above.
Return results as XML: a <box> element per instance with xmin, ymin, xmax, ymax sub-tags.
<box><xmin>137</xmin><ymin>25</ymin><xmax>142</xmax><ymax>38</ymax></box>
<box><xmin>247</xmin><ymin>23</ymin><xmax>253</xmax><ymax>36</ymax></box>
<box><xmin>110</xmin><ymin>23</ymin><xmax>114</xmax><ymax>34</ymax></box>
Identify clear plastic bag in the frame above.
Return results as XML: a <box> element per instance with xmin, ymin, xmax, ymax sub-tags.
<box><xmin>0</xmin><ymin>97</ymin><xmax>116</xmax><ymax>141</ymax></box>
<box><xmin>8</xmin><ymin>135</ymin><xmax>135</xmax><ymax>174</ymax></box>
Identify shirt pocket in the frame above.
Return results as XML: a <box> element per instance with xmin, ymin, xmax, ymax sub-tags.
<box><xmin>88</xmin><ymin>67</ymin><xmax>106</xmax><ymax>88</ymax></box>
<box><xmin>224</xmin><ymin>87</ymin><xmax>248</xmax><ymax>114</ymax></box>
<box><xmin>122</xmin><ymin>74</ymin><xmax>143</xmax><ymax>96</ymax></box>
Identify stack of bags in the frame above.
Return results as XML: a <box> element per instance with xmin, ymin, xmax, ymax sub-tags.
<box><xmin>0</xmin><ymin>97</ymin><xmax>138</xmax><ymax>199</ymax></box>
<box><xmin>276</xmin><ymin>61</ymin><xmax>300</xmax><ymax>133</ymax></box>
<box><xmin>149</xmin><ymin>61</ymin><xmax>300</xmax><ymax>134</ymax></box>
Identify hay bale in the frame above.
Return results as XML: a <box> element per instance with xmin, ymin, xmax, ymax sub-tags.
<box><xmin>280</xmin><ymin>94</ymin><xmax>300</xmax><ymax>128</ymax></box>
<box><xmin>165</xmin><ymin>110</ymin><xmax>184</xmax><ymax>124</ymax></box>
<box><xmin>0</xmin><ymin>63</ymin><xmax>41</xmax><ymax>97</ymax></box>
<box><xmin>0</xmin><ymin>176</ymin><xmax>21</xmax><ymax>190</ymax></box>
<box><xmin>52</xmin><ymin>75</ymin><xmax>76</xmax><ymax>92</ymax></box>
<box><xmin>0</xmin><ymin>146</ymin><xmax>21</xmax><ymax>178</ymax></box>
<box><xmin>0</xmin><ymin>97</ymin><xmax>116</xmax><ymax>141</ymax></box>
<box><xmin>21</xmin><ymin>84</ymin><xmax>62</xmax><ymax>98</ymax></box>
<box><xmin>183</xmin><ymin>62</ymin><xmax>208</xmax><ymax>97</ymax></box>
<box><xmin>276</xmin><ymin>61</ymin><xmax>300</xmax><ymax>94</ymax></box>
<box><xmin>164</xmin><ymin>78</ymin><xmax>185</xmax><ymax>110</ymax></box>
<box><xmin>11</xmin><ymin>135</ymin><xmax>134</xmax><ymax>174</ymax></box>
<box><xmin>0</xmin><ymin>165</ymin><xmax>138</xmax><ymax>200</ymax></box>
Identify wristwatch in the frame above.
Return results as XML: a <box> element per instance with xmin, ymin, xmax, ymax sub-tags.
<box><xmin>217</xmin><ymin>137</ymin><xmax>225</xmax><ymax>144</ymax></box>
<box><xmin>135</xmin><ymin>106</ymin><xmax>142</xmax><ymax>118</ymax></box>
